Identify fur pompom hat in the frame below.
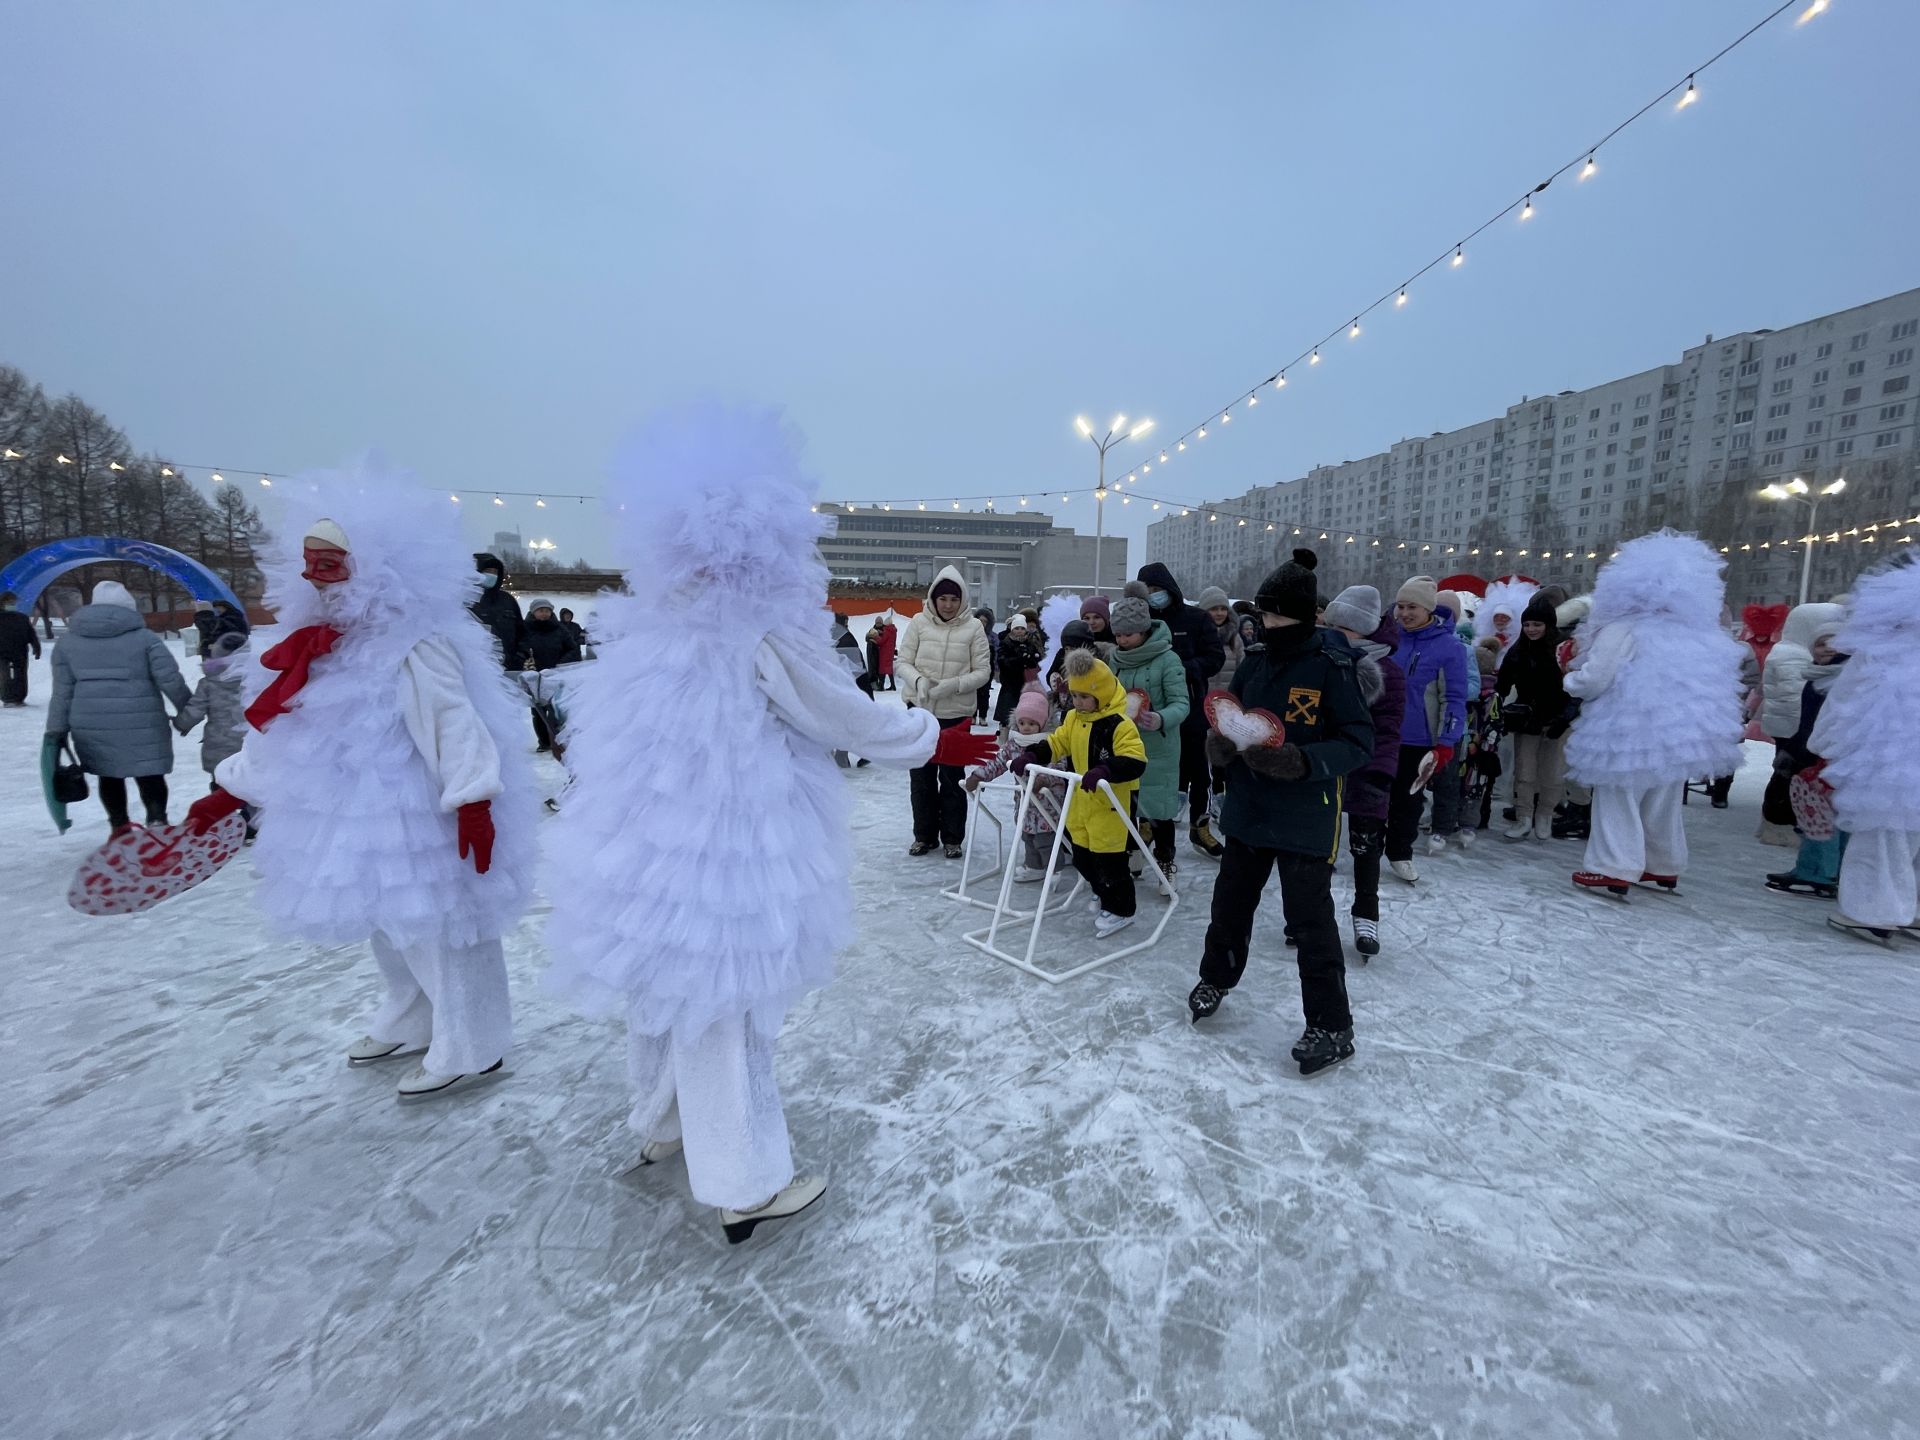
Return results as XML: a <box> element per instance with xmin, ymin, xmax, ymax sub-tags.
<box><xmin>1254</xmin><ymin>548</ymin><xmax>1318</xmax><ymax>622</ymax></box>
<box><xmin>1110</xmin><ymin>594</ymin><xmax>1153</xmax><ymax>637</ymax></box>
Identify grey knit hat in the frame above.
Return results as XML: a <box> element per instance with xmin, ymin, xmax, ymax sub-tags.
<box><xmin>1110</xmin><ymin>594</ymin><xmax>1153</xmax><ymax>637</ymax></box>
<box><xmin>1196</xmin><ymin>585</ymin><xmax>1231</xmax><ymax>611</ymax></box>
<box><xmin>1322</xmin><ymin>584</ymin><xmax>1383</xmax><ymax>636</ymax></box>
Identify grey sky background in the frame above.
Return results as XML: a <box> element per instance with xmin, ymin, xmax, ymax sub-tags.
<box><xmin>4</xmin><ymin>0</ymin><xmax>1914</xmax><ymax>574</ymax></box>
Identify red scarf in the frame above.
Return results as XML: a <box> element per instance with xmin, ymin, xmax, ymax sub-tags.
<box><xmin>246</xmin><ymin>624</ymin><xmax>343</xmax><ymax>732</ymax></box>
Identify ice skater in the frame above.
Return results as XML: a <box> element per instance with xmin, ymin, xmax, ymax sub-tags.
<box><xmin>1809</xmin><ymin>554</ymin><xmax>1920</xmax><ymax>945</ymax></box>
<box><xmin>963</xmin><ymin>684</ymin><xmax>1064</xmax><ymax>882</ymax></box>
<box><xmin>543</xmin><ymin>406</ymin><xmax>939</xmax><ymax>1243</ymax></box>
<box><xmin>173</xmin><ymin>630</ymin><xmax>257</xmax><ymax>840</ymax></box>
<box><xmin>1187</xmin><ymin>552</ymin><xmax>1372</xmax><ymax>1076</ymax></box>
<box><xmin>1562</xmin><ymin>531</ymin><xmax>1744</xmax><ymax>898</ymax></box>
<box><xmin>184</xmin><ymin>469</ymin><xmax>537</xmax><ymax>1098</ymax></box>
<box><xmin>1322</xmin><ymin>584</ymin><xmax>1405</xmax><ymax>959</ymax></box>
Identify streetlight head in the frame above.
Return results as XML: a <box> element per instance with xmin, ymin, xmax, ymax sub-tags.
<box><xmin>1094</xmin><ymin>487</ymin><xmax>1108</xmax><ymax>502</ymax></box>
<box><xmin>1075</xmin><ymin>416</ymin><xmax>1093</xmax><ymax>438</ymax></box>
<box><xmin>1111</xmin><ymin>415</ymin><xmax>1126</xmax><ymax>434</ymax></box>
<box><xmin>1759</xmin><ymin>484</ymin><xmax>1788</xmax><ymax>501</ymax></box>
<box><xmin>1785</xmin><ymin>477</ymin><xmax>1809</xmax><ymax>495</ymax></box>
<box><xmin>1821</xmin><ymin>477</ymin><xmax>1847</xmax><ymax>495</ymax></box>
<box><xmin>1129</xmin><ymin>419</ymin><xmax>1154</xmax><ymax>439</ymax></box>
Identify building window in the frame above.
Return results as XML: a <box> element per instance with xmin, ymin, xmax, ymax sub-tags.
<box><xmin>1774</xmin><ymin>353</ymin><xmax>1797</xmax><ymax>369</ymax></box>
<box><xmin>1732</xmin><ymin>409</ymin><xmax>1754</xmax><ymax>425</ymax></box>
<box><xmin>1603</xmin><ymin>463</ymin><xmax>1617</xmax><ymax>477</ymax></box>
<box><xmin>1763</xmin><ymin>427</ymin><xmax>1788</xmax><ymax>444</ymax></box>
<box><xmin>1840</xmin><ymin>413</ymin><xmax>1858</xmax><ymax>430</ymax></box>
<box><xmin>1801</xmin><ymin>447</ymin><xmax>1820</xmax><ymax>462</ymax></box>
<box><xmin>1816</xmin><ymin>342</ymin><xmax>1833</xmax><ymax>359</ymax></box>
<box><xmin>1588</xmin><ymin>408</ymin><xmax>1600</xmax><ymax>421</ymax></box>
<box><xmin>1767</xmin><ymin>402</ymin><xmax>1791</xmax><ymax>419</ymax></box>
<box><xmin>1771</xmin><ymin>379</ymin><xmax>1793</xmax><ymax>396</ymax></box>
<box><xmin>1807</xmin><ymin>394</ymin><xmax>1826</xmax><ymax>411</ymax></box>
<box><xmin>1627</xmin><ymin>457</ymin><xmax>1645</xmax><ymax>472</ymax></box>
<box><xmin>1850</xmin><ymin>333</ymin><xmax>1869</xmax><ymax>351</ymax></box>
<box><xmin>1847</xmin><ymin>360</ymin><xmax>1867</xmax><ymax>377</ymax></box>
<box><xmin>1893</xmin><ymin>320</ymin><xmax>1918</xmax><ymax>341</ymax></box>
<box><xmin>1893</xmin><ymin>348</ymin><xmax>1916</xmax><ymax>368</ymax></box>
<box><xmin>1805</xmin><ymin>419</ymin><xmax>1824</xmax><ymax>436</ymax></box>
<box><xmin>1843</xmin><ymin>386</ymin><xmax>1863</xmax><ymax>405</ymax></box>
<box><xmin>1738</xmin><ymin>361</ymin><xmax>1760</xmax><ymax>377</ymax></box>
<box><xmin>1632</xmin><ymin>415</ymin><xmax>1649</xmax><ymax>429</ymax></box>
<box><xmin>1731</xmin><ymin>433</ymin><xmax>1750</xmax><ymax>451</ymax></box>
<box><xmin>1835</xmin><ymin>438</ymin><xmax>1855</xmax><ymax>457</ymax></box>
<box><xmin>1762</xmin><ymin>450</ymin><xmax>1785</xmax><ymax>467</ymax></box>
<box><xmin>1880</xmin><ymin>404</ymin><xmax>1909</xmax><ymax>422</ymax></box>
<box><xmin>1811</xmin><ymin>368</ymin><xmax>1829</xmax><ymax>386</ymax></box>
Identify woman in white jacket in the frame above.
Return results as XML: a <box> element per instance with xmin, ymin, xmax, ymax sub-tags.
<box><xmin>1563</xmin><ymin>531</ymin><xmax>1744</xmax><ymax>895</ymax></box>
<box><xmin>545</xmin><ymin>406</ymin><xmax>939</xmax><ymax>1242</ymax></box>
<box><xmin>1759</xmin><ymin>600</ymin><xmax>1846</xmax><ymax>842</ymax></box>
<box><xmin>185</xmin><ymin>465</ymin><xmax>538</xmax><ymax>1099</ymax></box>
<box><xmin>893</xmin><ymin>564</ymin><xmax>991</xmax><ymax>857</ymax></box>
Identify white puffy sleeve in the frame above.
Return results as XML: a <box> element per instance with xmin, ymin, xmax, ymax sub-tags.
<box><xmin>399</xmin><ymin>635</ymin><xmax>503</xmax><ymax>810</ymax></box>
<box><xmin>1563</xmin><ymin>623</ymin><xmax>1635</xmax><ymax>701</ymax></box>
<box><xmin>212</xmin><ymin>737</ymin><xmax>262</xmax><ymax>804</ymax></box>
<box><xmin>755</xmin><ymin>631</ymin><xmax>941</xmax><ymax>767</ymax></box>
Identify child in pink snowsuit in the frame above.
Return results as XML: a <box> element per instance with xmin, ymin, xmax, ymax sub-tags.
<box><xmin>965</xmin><ymin>685</ymin><xmax>1066</xmax><ymax>881</ymax></box>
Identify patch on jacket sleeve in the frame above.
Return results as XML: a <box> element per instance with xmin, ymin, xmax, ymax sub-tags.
<box><xmin>1285</xmin><ymin>687</ymin><xmax>1321</xmax><ymax>725</ymax></box>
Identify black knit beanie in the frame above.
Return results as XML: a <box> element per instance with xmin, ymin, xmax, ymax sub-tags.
<box><xmin>1254</xmin><ymin>548</ymin><xmax>1319</xmax><ymax>622</ymax></box>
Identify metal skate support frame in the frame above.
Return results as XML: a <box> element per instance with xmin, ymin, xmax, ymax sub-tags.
<box><xmin>943</xmin><ymin>781</ymin><xmax>1082</xmax><ymax>920</ymax></box>
<box><xmin>963</xmin><ymin>764</ymin><xmax>1179</xmax><ymax>984</ymax></box>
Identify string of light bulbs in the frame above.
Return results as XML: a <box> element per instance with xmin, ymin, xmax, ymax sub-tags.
<box><xmin>1077</xmin><ymin>0</ymin><xmax>1832</xmax><ymax>506</ymax></box>
<box><xmin>0</xmin><ymin>448</ymin><xmax>594</xmax><ymax>508</ymax></box>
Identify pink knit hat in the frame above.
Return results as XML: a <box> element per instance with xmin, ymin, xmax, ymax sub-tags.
<box><xmin>1013</xmin><ymin>684</ymin><xmax>1050</xmax><ymax>727</ymax></box>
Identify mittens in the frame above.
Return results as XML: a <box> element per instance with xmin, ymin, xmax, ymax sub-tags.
<box><xmin>1243</xmin><ymin>743</ymin><xmax>1308</xmax><ymax>780</ymax></box>
<box><xmin>186</xmin><ymin>787</ymin><xmax>246</xmax><ymax>836</ymax></box>
<box><xmin>457</xmin><ymin>800</ymin><xmax>495</xmax><ymax>875</ymax></box>
<box><xmin>1079</xmin><ymin>765</ymin><xmax>1111</xmax><ymax>793</ymax></box>
<box><xmin>1008</xmin><ymin>748</ymin><xmax>1035</xmax><ymax>776</ymax></box>
<box><xmin>1204</xmin><ymin>729</ymin><xmax>1239</xmax><ymax>768</ymax></box>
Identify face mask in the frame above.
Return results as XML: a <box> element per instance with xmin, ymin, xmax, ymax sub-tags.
<box><xmin>1149</xmin><ymin>590</ymin><xmax>1170</xmax><ymax>610</ymax></box>
<box><xmin>302</xmin><ymin>545</ymin><xmax>350</xmax><ymax>588</ymax></box>
<box><xmin>0</xmin><ymin>602</ymin><xmax>13</xmax><ymax>612</ymax></box>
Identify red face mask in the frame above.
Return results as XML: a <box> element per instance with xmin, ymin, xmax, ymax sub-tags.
<box><xmin>302</xmin><ymin>544</ymin><xmax>350</xmax><ymax>587</ymax></box>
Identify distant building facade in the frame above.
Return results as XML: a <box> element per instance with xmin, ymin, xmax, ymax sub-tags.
<box><xmin>1147</xmin><ymin>287</ymin><xmax>1920</xmax><ymax>607</ymax></box>
<box><xmin>818</xmin><ymin>504</ymin><xmax>1128</xmax><ymax>610</ymax></box>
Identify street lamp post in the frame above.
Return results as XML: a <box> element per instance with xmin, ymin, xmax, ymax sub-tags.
<box><xmin>1758</xmin><ymin>475</ymin><xmax>1846</xmax><ymax>604</ymax></box>
<box><xmin>528</xmin><ymin>538</ymin><xmax>558</xmax><ymax>574</ymax></box>
<box><xmin>1076</xmin><ymin>414</ymin><xmax>1154</xmax><ymax>596</ymax></box>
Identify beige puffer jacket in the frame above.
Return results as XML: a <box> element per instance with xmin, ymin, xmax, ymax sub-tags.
<box><xmin>895</xmin><ymin>565</ymin><xmax>992</xmax><ymax>720</ymax></box>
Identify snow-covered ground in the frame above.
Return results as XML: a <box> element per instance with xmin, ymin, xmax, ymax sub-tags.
<box><xmin>3</xmin><ymin>639</ymin><xmax>1918</xmax><ymax>1439</ymax></box>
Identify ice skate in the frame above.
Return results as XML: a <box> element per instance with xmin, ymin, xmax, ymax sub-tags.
<box><xmin>1189</xmin><ymin>821</ymin><xmax>1225</xmax><ymax>860</ymax></box>
<box><xmin>1390</xmin><ymin>859</ymin><xmax>1418</xmax><ymax>884</ymax></box>
<box><xmin>1094</xmin><ymin>910</ymin><xmax>1134</xmax><ymax>940</ymax></box>
<box><xmin>1898</xmin><ymin>925</ymin><xmax>1920</xmax><ymax>944</ymax></box>
<box><xmin>1532</xmin><ymin>810</ymin><xmax>1554</xmax><ymax>841</ymax></box>
<box><xmin>1552</xmin><ymin>803</ymin><xmax>1590</xmax><ymax>840</ymax></box>
<box><xmin>1425</xmin><ymin>833</ymin><xmax>1446</xmax><ymax>856</ymax></box>
<box><xmin>1828</xmin><ymin>914</ymin><xmax>1896</xmax><ymax>947</ymax></box>
<box><xmin>396</xmin><ymin>1058</ymin><xmax>505</xmax><ymax>1099</ymax></box>
<box><xmin>1764</xmin><ymin>872</ymin><xmax>1837</xmax><ymax>899</ymax></box>
<box><xmin>1283</xmin><ymin>926</ymin><xmax>1298</xmax><ymax>949</ymax></box>
<box><xmin>1454</xmin><ymin>827</ymin><xmax>1476</xmax><ymax>850</ymax></box>
<box><xmin>720</xmin><ymin>1174</ymin><xmax>828</xmax><ymax>1244</ymax></box>
<box><xmin>621</xmin><ymin>1137</ymin><xmax>684</xmax><ymax>1174</ymax></box>
<box><xmin>907</xmin><ymin>840</ymin><xmax>936</xmax><ymax>857</ymax></box>
<box><xmin>1012</xmin><ymin>864</ymin><xmax>1045</xmax><ymax>884</ymax></box>
<box><xmin>1635</xmin><ymin>872</ymin><xmax>1681</xmax><ymax>894</ymax></box>
<box><xmin>346</xmin><ymin>1035</ymin><xmax>425</xmax><ymax>1066</ymax></box>
<box><xmin>1502</xmin><ymin>815</ymin><xmax>1533</xmax><ymax>841</ymax></box>
<box><xmin>943</xmin><ymin>844</ymin><xmax>964</xmax><ymax>860</ymax></box>
<box><xmin>1156</xmin><ymin>858</ymin><xmax>1179</xmax><ymax>886</ymax></box>
<box><xmin>1187</xmin><ymin>981</ymin><xmax>1224</xmax><ymax>1024</ymax></box>
<box><xmin>1352</xmin><ymin>917</ymin><xmax>1379</xmax><ymax>958</ymax></box>
<box><xmin>1295</xmin><ymin>1027</ymin><xmax>1355</xmax><ymax>1076</ymax></box>
<box><xmin>1572</xmin><ymin>871</ymin><xmax>1630</xmax><ymax>899</ymax></box>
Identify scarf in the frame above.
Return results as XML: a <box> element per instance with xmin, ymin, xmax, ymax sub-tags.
<box><xmin>245</xmin><ymin>624</ymin><xmax>343</xmax><ymax>732</ymax></box>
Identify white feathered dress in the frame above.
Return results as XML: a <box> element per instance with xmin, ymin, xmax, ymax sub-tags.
<box><xmin>215</xmin><ymin>470</ymin><xmax>537</xmax><ymax>1077</ymax></box>
<box><xmin>1810</xmin><ymin>557</ymin><xmax>1920</xmax><ymax>927</ymax></box>
<box><xmin>1564</xmin><ymin>531</ymin><xmax>1744</xmax><ymax>880</ymax></box>
<box><xmin>543</xmin><ymin>407</ymin><xmax>939</xmax><ymax>1210</ymax></box>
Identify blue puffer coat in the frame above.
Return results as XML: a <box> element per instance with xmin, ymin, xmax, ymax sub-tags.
<box><xmin>47</xmin><ymin>603</ymin><xmax>193</xmax><ymax>777</ymax></box>
<box><xmin>1392</xmin><ymin>607</ymin><xmax>1470</xmax><ymax>750</ymax></box>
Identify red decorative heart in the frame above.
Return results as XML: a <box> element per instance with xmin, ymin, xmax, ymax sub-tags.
<box><xmin>1123</xmin><ymin>688</ymin><xmax>1151</xmax><ymax>721</ymax></box>
<box><xmin>1204</xmin><ymin>690</ymin><xmax>1287</xmax><ymax>750</ymax></box>
<box><xmin>68</xmin><ymin>815</ymin><xmax>247</xmax><ymax>916</ymax></box>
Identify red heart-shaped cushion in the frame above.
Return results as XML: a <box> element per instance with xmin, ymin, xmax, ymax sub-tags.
<box><xmin>1204</xmin><ymin>690</ymin><xmax>1287</xmax><ymax>750</ymax></box>
<box><xmin>68</xmin><ymin>814</ymin><xmax>247</xmax><ymax>916</ymax></box>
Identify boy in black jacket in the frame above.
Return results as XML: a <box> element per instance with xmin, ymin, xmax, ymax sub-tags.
<box><xmin>1189</xmin><ymin>553</ymin><xmax>1374</xmax><ymax>1075</ymax></box>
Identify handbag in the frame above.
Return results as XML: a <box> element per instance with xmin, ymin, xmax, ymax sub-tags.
<box><xmin>52</xmin><ymin>740</ymin><xmax>89</xmax><ymax>804</ymax></box>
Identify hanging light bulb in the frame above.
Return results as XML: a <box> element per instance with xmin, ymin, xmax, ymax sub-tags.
<box><xmin>1520</xmin><ymin>195</ymin><xmax>1533</xmax><ymax>221</ymax></box>
<box><xmin>493</xmin><ymin>494</ymin><xmax>504</xmax><ymax>505</ymax></box>
<box><xmin>1349</xmin><ymin>319</ymin><xmax>1361</xmax><ymax>338</ymax></box>
<box><xmin>1580</xmin><ymin>154</ymin><xmax>1597</xmax><ymax>181</ymax></box>
<box><xmin>1151</xmin><ymin>502</ymin><xmax>1160</xmax><ymax>511</ymax></box>
<box><xmin>1221</xmin><ymin>411</ymin><xmax>1231</xmax><ymax>424</ymax></box>
<box><xmin>1451</xmin><ymin>245</ymin><xmax>1464</xmax><ymax>267</ymax></box>
<box><xmin>536</xmin><ymin>496</ymin><xmax>547</xmax><ymax>507</ymax></box>
<box><xmin>56</xmin><ymin>454</ymin><xmax>72</xmax><ymax>465</ymax></box>
<box><xmin>1159</xmin><ymin>451</ymin><xmax>1169</xmax><ymax>463</ymax></box>
<box><xmin>109</xmin><ymin>461</ymin><xmax>125</xmax><ymax>471</ymax></box>
<box><xmin>260</xmin><ymin>476</ymin><xmax>273</xmax><ymax>488</ymax></box>
<box><xmin>1177</xmin><ymin>441</ymin><xmax>1187</xmax><ymax>452</ymax></box>
<box><xmin>1345</xmin><ymin>536</ymin><xmax>1355</xmax><ymax>544</ymax></box>
<box><xmin>1237</xmin><ymin>517</ymin><xmax>1245</xmax><ymax>526</ymax></box>
<box><xmin>1310</xmin><ymin>349</ymin><xmax>1321</xmax><ymax>365</ymax></box>
<box><xmin>210</xmin><ymin>472</ymin><xmax>224</xmax><ymax>483</ymax></box>
<box><xmin>1677</xmin><ymin>74</ymin><xmax>1697</xmax><ymax>109</ymax></box>
<box><xmin>1266</xmin><ymin>523</ymin><xmax>1275</xmax><ymax>531</ymax></box>
<box><xmin>451</xmin><ymin>493</ymin><xmax>462</xmax><ymax>503</ymax></box>
<box><xmin>1396</xmin><ymin>288</ymin><xmax>1408</xmax><ymax>306</ymax></box>
<box><xmin>1797</xmin><ymin>0</ymin><xmax>1829</xmax><ymax>22</ymax></box>
<box><xmin>1247</xmin><ymin>393</ymin><xmax>1258</xmax><ymax>407</ymax></box>
<box><xmin>159</xmin><ymin>466</ymin><xmax>173</xmax><ymax>476</ymax></box>
<box><xmin>1020</xmin><ymin>496</ymin><xmax>1028</xmax><ymax>506</ymax></box>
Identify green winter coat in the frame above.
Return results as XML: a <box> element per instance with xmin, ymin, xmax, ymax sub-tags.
<box><xmin>1109</xmin><ymin>620</ymin><xmax>1190</xmax><ymax>821</ymax></box>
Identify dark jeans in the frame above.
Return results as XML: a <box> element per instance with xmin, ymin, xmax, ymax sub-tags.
<box><xmin>910</xmin><ymin>715</ymin><xmax>970</xmax><ymax>845</ymax></box>
<box><xmin>1072</xmin><ymin>844</ymin><xmax>1136</xmax><ymax>918</ymax></box>
<box><xmin>1386</xmin><ymin>743</ymin><xmax>1462</xmax><ymax>860</ymax></box>
<box><xmin>1347</xmin><ymin>816</ymin><xmax>1386</xmax><ymax>921</ymax></box>
<box><xmin>100</xmin><ymin>774</ymin><xmax>169</xmax><ymax>828</ymax></box>
<box><xmin>976</xmin><ymin>685</ymin><xmax>992</xmax><ymax>724</ymax></box>
<box><xmin>1180</xmin><ymin>709</ymin><xmax>1211</xmax><ymax>823</ymax></box>
<box><xmin>2</xmin><ymin>656</ymin><xmax>27</xmax><ymax>704</ymax></box>
<box><xmin>1200</xmin><ymin>837</ymin><xmax>1351</xmax><ymax>1031</ymax></box>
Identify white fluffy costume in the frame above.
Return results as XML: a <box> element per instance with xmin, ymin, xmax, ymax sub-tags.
<box><xmin>1564</xmin><ymin>531</ymin><xmax>1743</xmax><ymax>881</ymax></box>
<box><xmin>543</xmin><ymin>405</ymin><xmax>939</xmax><ymax>1211</ymax></box>
<box><xmin>1810</xmin><ymin>555</ymin><xmax>1920</xmax><ymax>927</ymax></box>
<box><xmin>210</xmin><ymin>461</ymin><xmax>537</xmax><ymax>1078</ymax></box>
<box><xmin>1480</xmin><ymin>576</ymin><xmax>1538</xmax><ymax>658</ymax></box>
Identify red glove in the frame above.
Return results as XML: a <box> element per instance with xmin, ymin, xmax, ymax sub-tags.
<box><xmin>186</xmin><ymin>787</ymin><xmax>246</xmax><ymax>836</ymax></box>
<box><xmin>457</xmin><ymin>800</ymin><xmax>495</xmax><ymax>875</ymax></box>
<box><xmin>1430</xmin><ymin>745</ymin><xmax>1454</xmax><ymax>771</ymax></box>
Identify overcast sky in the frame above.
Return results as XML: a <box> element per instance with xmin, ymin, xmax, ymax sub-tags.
<box><xmin>5</xmin><ymin>0</ymin><xmax>1914</xmax><ymax>575</ymax></box>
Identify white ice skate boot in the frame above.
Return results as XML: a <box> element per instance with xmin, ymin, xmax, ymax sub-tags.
<box><xmin>396</xmin><ymin>1059</ymin><xmax>505</xmax><ymax>1099</ymax></box>
<box><xmin>721</xmin><ymin>1174</ymin><xmax>828</xmax><ymax>1244</ymax></box>
<box><xmin>1013</xmin><ymin>864</ymin><xmax>1045</xmax><ymax>884</ymax></box>
<box><xmin>1425</xmin><ymin>834</ymin><xmax>1446</xmax><ymax>856</ymax></box>
<box><xmin>1390</xmin><ymin>859</ymin><xmax>1419</xmax><ymax>884</ymax></box>
<box><xmin>1094</xmin><ymin>910</ymin><xmax>1135</xmax><ymax>940</ymax></box>
<box><xmin>346</xmin><ymin>1036</ymin><xmax>425</xmax><ymax>1066</ymax></box>
<box><xmin>626</xmin><ymin>1137</ymin><xmax>684</xmax><ymax>1171</ymax></box>
<box><xmin>1454</xmin><ymin>827</ymin><xmax>1477</xmax><ymax>849</ymax></box>
<box><xmin>1502</xmin><ymin>813</ymin><xmax>1533</xmax><ymax>841</ymax></box>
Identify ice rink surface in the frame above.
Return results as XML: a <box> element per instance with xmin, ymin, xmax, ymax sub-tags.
<box><xmin>3</xmin><ymin>643</ymin><xmax>1917</xmax><ymax>1439</ymax></box>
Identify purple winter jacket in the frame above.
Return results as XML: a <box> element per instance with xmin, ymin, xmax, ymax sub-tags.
<box><xmin>1341</xmin><ymin>616</ymin><xmax>1407</xmax><ymax>822</ymax></box>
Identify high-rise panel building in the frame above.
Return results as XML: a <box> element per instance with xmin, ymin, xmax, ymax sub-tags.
<box><xmin>1147</xmin><ymin>288</ymin><xmax>1920</xmax><ymax>607</ymax></box>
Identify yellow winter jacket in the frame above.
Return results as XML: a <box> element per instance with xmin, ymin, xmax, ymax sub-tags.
<box><xmin>1038</xmin><ymin>656</ymin><xmax>1148</xmax><ymax>854</ymax></box>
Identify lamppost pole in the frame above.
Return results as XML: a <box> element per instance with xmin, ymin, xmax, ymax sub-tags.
<box><xmin>1077</xmin><ymin>414</ymin><xmax>1153</xmax><ymax>597</ymax></box>
<box><xmin>1759</xmin><ymin>476</ymin><xmax>1846</xmax><ymax>605</ymax></box>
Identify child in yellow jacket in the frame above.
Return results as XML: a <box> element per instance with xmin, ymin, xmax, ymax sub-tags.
<box><xmin>1011</xmin><ymin>650</ymin><xmax>1149</xmax><ymax>938</ymax></box>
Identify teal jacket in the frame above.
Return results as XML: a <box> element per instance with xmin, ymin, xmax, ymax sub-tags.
<box><xmin>1109</xmin><ymin>620</ymin><xmax>1190</xmax><ymax>821</ymax></box>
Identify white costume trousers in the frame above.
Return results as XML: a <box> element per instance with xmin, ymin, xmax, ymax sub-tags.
<box><xmin>1838</xmin><ymin>828</ymin><xmax>1920</xmax><ymax>928</ymax></box>
<box><xmin>1584</xmin><ymin>783</ymin><xmax>1686</xmax><ymax>880</ymax></box>
<box><xmin>367</xmin><ymin>931</ymin><xmax>513</xmax><ymax>1077</ymax></box>
<box><xmin>626</xmin><ymin>1015</ymin><xmax>794</xmax><ymax>1211</ymax></box>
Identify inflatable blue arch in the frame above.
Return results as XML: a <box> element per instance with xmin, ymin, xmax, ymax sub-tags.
<box><xmin>0</xmin><ymin>536</ymin><xmax>243</xmax><ymax>613</ymax></box>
